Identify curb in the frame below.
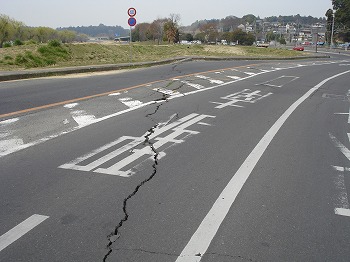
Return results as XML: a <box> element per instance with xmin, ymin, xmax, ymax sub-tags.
<box><xmin>0</xmin><ymin>55</ymin><xmax>330</xmax><ymax>82</ymax></box>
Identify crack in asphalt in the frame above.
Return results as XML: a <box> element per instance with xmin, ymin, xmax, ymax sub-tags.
<box><xmin>103</xmin><ymin>125</ymin><xmax>159</xmax><ymax>261</ymax></box>
<box><xmin>103</xmin><ymin>102</ymin><xmax>167</xmax><ymax>261</ymax></box>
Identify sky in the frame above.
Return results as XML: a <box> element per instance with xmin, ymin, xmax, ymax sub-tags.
<box><xmin>2</xmin><ymin>0</ymin><xmax>333</xmax><ymax>29</ymax></box>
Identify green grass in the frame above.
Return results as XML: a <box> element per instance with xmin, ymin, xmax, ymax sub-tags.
<box><xmin>0</xmin><ymin>42</ymin><xmax>310</xmax><ymax>70</ymax></box>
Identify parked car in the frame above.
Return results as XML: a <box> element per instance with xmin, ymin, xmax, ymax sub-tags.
<box><xmin>293</xmin><ymin>46</ymin><xmax>304</xmax><ymax>51</ymax></box>
<box><xmin>339</xmin><ymin>43</ymin><xmax>350</xmax><ymax>49</ymax></box>
<box><xmin>301</xmin><ymin>41</ymin><xmax>312</xmax><ymax>46</ymax></box>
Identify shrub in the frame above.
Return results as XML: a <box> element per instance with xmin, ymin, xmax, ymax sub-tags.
<box><xmin>25</xmin><ymin>40</ymin><xmax>38</xmax><ymax>45</ymax></box>
<box><xmin>15</xmin><ymin>54</ymin><xmax>28</xmax><ymax>64</ymax></box>
<box><xmin>48</xmin><ymin>39</ymin><xmax>62</xmax><ymax>47</ymax></box>
<box><xmin>3</xmin><ymin>42</ymin><xmax>12</xmax><ymax>48</ymax></box>
<box><xmin>14</xmin><ymin>39</ymin><xmax>24</xmax><ymax>46</ymax></box>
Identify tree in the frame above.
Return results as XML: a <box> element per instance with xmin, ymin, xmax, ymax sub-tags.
<box><xmin>332</xmin><ymin>0</ymin><xmax>350</xmax><ymax>41</ymax></box>
<box><xmin>0</xmin><ymin>14</ymin><xmax>17</xmax><ymax>47</ymax></box>
<box><xmin>58</xmin><ymin>30</ymin><xmax>77</xmax><ymax>43</ymax></box>
<box><xmin>149</xmin><ymin>18</ymin><xmax>167</xmax><ymax>44</ymax></box>
<box><xmin>164</xmin><ymin>14</ymin><xmax>180</xmax><ymax>43</ymax></box>
<box><xmin>199</xmin><ymin>23</ymin><xmax>218</xmax><ymax>43</ymax></box>
<box><xmin>325</xmin><ymin>9</ymin><xmax>334</xmax><ymax>44</ymax></box>
<box><xmin>242</xmin><ymin>14</ymin><xmax>256</xmax><ymax>25</ymax></box>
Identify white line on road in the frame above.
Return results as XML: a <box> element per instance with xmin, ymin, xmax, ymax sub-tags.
<box><xmin>329</xmin><ymin>133</ymin><xmax>350</xmax><ymax>161</ymax></box>
<box><xmin>335</xmin><ymin>208</ymin><xmax>350</xmax><ymax>217</ymax></box>
<box><xmin>176</xmin><ymin>70</ymin><xmax>350</xmax><ymax>262</ymax></box>
<box><xmin>0</xmin><ymin>214</ymin><xmax>49</xmax><ymax>252</ymax></box>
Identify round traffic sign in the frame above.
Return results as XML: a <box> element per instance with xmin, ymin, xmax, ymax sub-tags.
<box><xmin>128</xmin><ymin>7</ymin><xmax>137</xmax><ymax>17</ymax></box>
<box><xmin>128</xmin><ymin>17</ymin><xmax>137</xmax><ymax>27</ymax></box>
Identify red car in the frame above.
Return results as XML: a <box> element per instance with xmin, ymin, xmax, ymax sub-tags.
<box><xmin>293</xmin><ymin>46</ymin><xmax>304</xmax><ymax>51</ymax></box>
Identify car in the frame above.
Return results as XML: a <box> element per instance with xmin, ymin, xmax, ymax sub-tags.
<box><xmin>339</xmin><ymin>43</ymin><xmax>350</xmax><ymax>49</ymax></box>
<box><xmin>293</xmin><ymin>46</ymin><xmax>304</xmax><ymax>51</ymax></box>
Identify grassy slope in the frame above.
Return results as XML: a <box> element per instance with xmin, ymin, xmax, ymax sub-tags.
<box><xmin>0</xmin><ymin>42</ymin><xmax>309</xmax><ymax>71</ymax></box>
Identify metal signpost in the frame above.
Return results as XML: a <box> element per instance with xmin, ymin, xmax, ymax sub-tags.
<box><xmin>128</xmin><ymin>8</ymin><xmax>137</xmax><ymax>62</ymax></box>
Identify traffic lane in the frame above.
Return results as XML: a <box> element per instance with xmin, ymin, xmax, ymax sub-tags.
<box><xmin>201</xmin><ymin>72</ymin><xmax>350</xmax><ymax>261</ymax></box>
<box><xmin>1</xmin><ymin>59</ymin><xmax>342</xmax><ymax>219</ymax></box>
<box><xmin>94</xmin><ymin>65</ymin><xmax>350</xmax><ymax>261</ymax></box>
<box><xmin>0</xmin><ymin>63</ymin><xmax>346</xmax><ymax>261</ymax></box>
<box><xmin>0</xmin><ymin>60</ymin><xmax>265</xmax><ymax>115</ymax></box>
<box><xmin>103</xmin><ymin>65</ymin><xmax>350</xmax><ymax>261</ymax></box>
<box><xmin>0</xmin><ymin>114</ymin><xmax>165</xmax><ymax>262</ymax></box>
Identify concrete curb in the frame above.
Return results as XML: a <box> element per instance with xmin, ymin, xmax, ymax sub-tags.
<box><xmin>0</xmin><ymin>54</ymin><xmax>330</xmax><ymax>82</ymax></box>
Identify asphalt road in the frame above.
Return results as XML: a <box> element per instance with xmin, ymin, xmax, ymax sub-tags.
<box><xmin>1</xmin><ymin>56</ymin><xmax>350</xmax><ymax>262</ymax></box>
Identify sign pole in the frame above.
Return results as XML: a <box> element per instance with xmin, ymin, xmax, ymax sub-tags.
<box><xmin>130</xmin><ymin>26</ymin><xmax>132</xmax><ymax>63</ymax></box>
<box><xmin>127</xmin><ymin>7</ymin><xmax>137</xmax><ymax>63</ymax></box>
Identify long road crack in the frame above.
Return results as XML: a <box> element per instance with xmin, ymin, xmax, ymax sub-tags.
<box><xmin>103</xmin><ymin>104</ymin><xmax>165</xmax><ymax>261</ymax></box>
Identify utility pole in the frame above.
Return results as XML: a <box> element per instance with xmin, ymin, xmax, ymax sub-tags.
<box><xmin>331</xmin><ymin>10</ymin><xmax>335</xmax><ymax>49</ymax></box>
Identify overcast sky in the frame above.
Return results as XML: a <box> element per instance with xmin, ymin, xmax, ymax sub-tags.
<box><xmin>2</xmin><ymin>0</ymin><xmax>333</xmax><ymax>29</ymax></box>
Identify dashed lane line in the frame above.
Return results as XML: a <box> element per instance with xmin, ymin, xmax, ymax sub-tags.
<box><xmin>0</xmin><ymin>214</ymin><xmax>49</xmax><ymax>252</ymax></box>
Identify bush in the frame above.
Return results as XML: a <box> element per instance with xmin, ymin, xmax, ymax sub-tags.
<box><xmin>14</xmin><ymin>39</ymin><xmax>24</xmax><ymax>46</ymax></box>
<box><xmin>3</xmin><ymin>42</ymin><xmax>12</xmax><ymax>48</ymax></box>
<box><xmin>15</xmin><ymin>54</ymin><xmax>28</xmax><ymax>64</ymax></box>
<box><xmin>25</xmin><ymin>40</ymin><xmax>38</xmax><ymax>45</ymax></box>
<box><xmin>48</xmin><ymin>39</ymin><xmax>62</xmax><ymax>47</ymax></box>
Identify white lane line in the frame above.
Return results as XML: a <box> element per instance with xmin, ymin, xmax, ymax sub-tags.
<box><xmin>333</xmin><ymin>165</ymin><xmax>350</xmax><ymax>172</ymax></box>
<box><xmin>332</xmin><ymin>166</ymin><xmax>350</xmax><ymax>217</ymax></box>
<box><xmin>329</xmin><ymin>133</ymin><xmax>350</xmax><ymax>161</ymax></box>
<box><xmin>335</xmin><ymin>208</ymin><xmax>350</xmax><ymax>217</ymax></box>
<box><xmin>176</xmin><ymin>70</ymin><xmax>350</xmax><ymax>262</ymax></box>
<box><xmin>0</xmin><ymin>214</ymin><xmax>49</xmax><ymax>252</ymax></box>
<box><xmin>119</xmin><ymin>97</ymin><xmax>143</xmax><ymax>108</ymax></box>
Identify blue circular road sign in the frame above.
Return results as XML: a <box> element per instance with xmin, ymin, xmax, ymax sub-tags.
<box><xmin>128</xmin><ymin>17</ymin><xmax>137</xmax><ymax>27</ymax></box>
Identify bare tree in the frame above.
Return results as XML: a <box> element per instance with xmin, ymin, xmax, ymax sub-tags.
<box><xmin>164</xmin><ymin>14</ymin><xmax>181</xmax><ymax>43</ymax></box>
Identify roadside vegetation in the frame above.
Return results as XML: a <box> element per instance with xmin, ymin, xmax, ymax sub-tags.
<box><xmin>0</xmin><ymin>41</ymin><xmax>309</xmax><ymax>70</ymax></box>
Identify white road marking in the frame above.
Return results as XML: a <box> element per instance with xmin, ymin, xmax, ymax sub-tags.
<box><xmin>63</xmin><ymin>103</ymin><xmax>78</xmax><ymax>109</ymax></box>
<box><xmin>119</xmin><ymin>97</ymin><xmax>143</xmax><ymax>108</ymax></box>
<box><xmin>244</xmin><ymin>72</ymin><xmax>256</xmax><ymax>76</ymax></box>
<box><xmin>329</xmin><ymin>133</ymin><xmax>350</xmax><ymax>161</ymax></box>
<box><xmin>60</xmin><ymin>113</ymin><xmax>214</xmax><ymax>177</ymax></box>
<box><xmin>335</xmin><ymin>208</ymin><xmax>350</xmax><ymax>216</ymax></box>
<box><xmin>181</xmin><ymin>81</ymin><xmax>204</xmax><ymax>90</ymax></box>
<box><xmin>0</xmin><ymin>214</ymin><xmax>49</xmax><ymax>252</ymax></box>
<box><xmin>108</xmin><ymin>92</ymin><xmax>121</xmax><ymax>96</ymax></box>
<box><xmin>195</xmin><ymin>75</ymin><xmax>224</xmax><ymax>84</ymax></box>
<box><xmin>210</xmin><ymin>89</ymin><xmax>272</xmax><ymax>109</ymax></box>
<box><xmin>175</xmin><ymin>70</ymin><xmax>350</xmax><ymax>262</ymax></box>
<box><xmin>332</xmin><ymin>165</ymin><xmax>350</xmax><ymax>172</ymax></box>
<box><xmin>334</xmin><ymin>108</ymin><xmax>350</xmax><ymax>124</ymax></box>
<box><xmin>71</xmin><ymin>110</ymin><xmax>97</xmax><ymax>127</ymax></box>
<box><xmin>226</xmin><ymin>76</ymin><xmax>241</xmax><ymax>80</ymax></box>
<box><xmin>153</xmin><ymin>87</ymin><xmax>181</xmax><ymax>96</ymax></box>
<box><xmin>0</xmin><ymin>118</ymin><xmax>19</xmax><ymax>125</ymax></box>
<box><xmin>258</xmin><ymin>76</ymin><xmax>299</xmax><ymax>88</ymax></box>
